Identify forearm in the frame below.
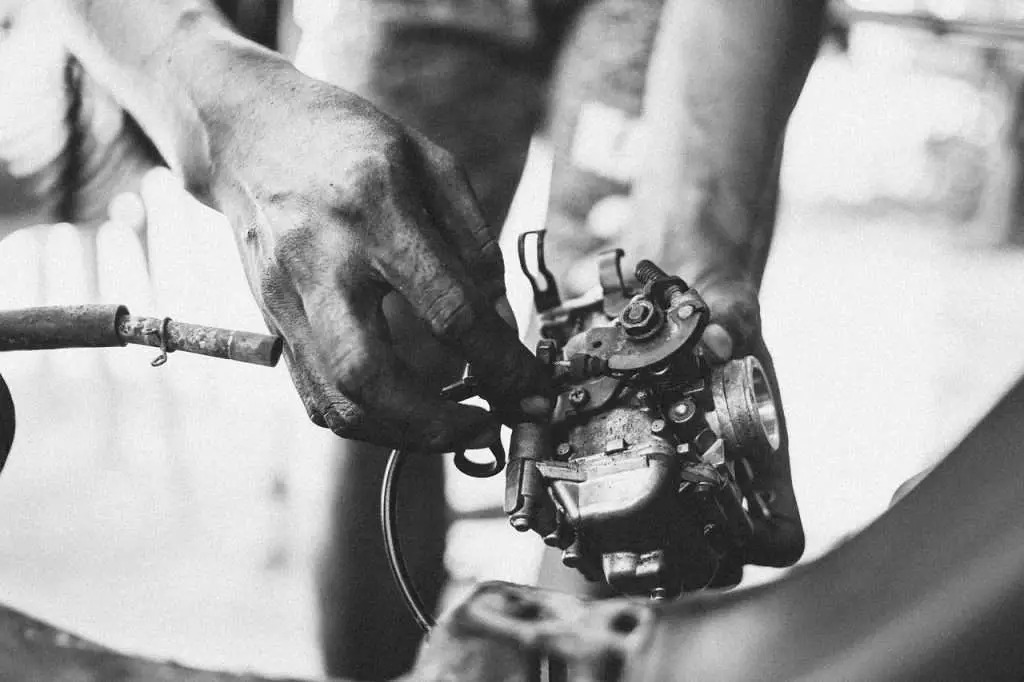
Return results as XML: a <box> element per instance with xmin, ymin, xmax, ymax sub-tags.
<box><xmin>43</xmin><ymin>0</ymin><xmax>292</xmax><ymax>200</ymax></box>
<box><xmin>633</xmin><ymin>0</ymin><xmax>825</xmax><ymax>292</ymax></box>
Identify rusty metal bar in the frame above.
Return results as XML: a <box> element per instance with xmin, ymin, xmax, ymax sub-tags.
<box><xmin>117</xmin><ymin>314</ymin><xmax>282</xmax><ymax>367</ymax></box>
<box><xmin>0</xmin><ymin>305</ymin><xmax>282</xmax><ymax>367</ymax></box>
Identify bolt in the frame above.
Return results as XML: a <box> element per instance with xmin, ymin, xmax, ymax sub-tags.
<box><xmin>635</xmin><ymin>390</ymin><xmax>648</xmax><ymax>402</ymax></box>
<box><xmin>620</xmin><ymin>298</ymin><xmax>663</xmax><ymax>339</ymax></box>
<box><xmin>676</xmin><ymin>443</ymin><xmax>691</xmax><ymax>456</ymax></box>
<box><xmin>668</xmin><ymin>399</ymin><xmax>696</xmax><ymax>424</ymax></box>
<box><xmin>650</xmin><ymin>587</ymin><xmax>668</xmax><ymax>601</ymax></box>
<box><xmin>651</xmin><ymin>419</ymin><xmax>666</xmax><ymax>434</ymax></box>
<box><xmin>568</xmin><ymin>387</ymin><xmax>590</xmax><ymax>407</ymax></box>
<box><xmin>677</xmin><ymin>305</ymin><xmax>695</xmax><ymax>319</ymax></box>
<box><xmin>556</xmin><ymin>442</ymin><xmax>573</xmax><ymax>457</ymax></box>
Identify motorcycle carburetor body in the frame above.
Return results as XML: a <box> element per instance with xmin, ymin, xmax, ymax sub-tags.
<box><xmin>506</xmin><ymin>232</ymin><xmax>781</xmax><ymax>599</ymax></box>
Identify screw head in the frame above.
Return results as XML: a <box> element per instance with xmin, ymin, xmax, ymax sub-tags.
<box><xmin>621</xmin><ymin>298</ymin><xmax>664</xmax><ymax>338</ymax></box>
<box><xmin>568</xmin><ymin>387</ymin><xmax>590</xmax><ymax>406</ymax></box>
<box><xmin>651</xmin><ymin>419</ymin><xmax>666</xmax><ymax>434</ymax></box>
<box><xmin>556</xmin><ymin>442</ymin><xmax>573</xmax><ymax>457</ymax></box>
<box><xmin>668</xmin><ymin>399</ymin><xmax>696</xmax><ymax>424</ymax></box>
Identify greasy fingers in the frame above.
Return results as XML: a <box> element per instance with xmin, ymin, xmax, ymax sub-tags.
<box><xmin>215</xmin><ymin>80</ymin><xmax>547</xmax><ymax>449</ymax></box>
<box><xmin>420</xmin><ymin>146</ymin><xmax>507</xmax><ymax>303</ymax></box>
<box><xmin>268</xmin><ymin>283</ymin><xmax>500</xmax><ymax>451</ymax></box>
<box><xmin>310</xmin><ymin>282</ymin><xmax>500</xmax><ymax>451</ymax></box>
<box><xmin>377</xmin><ymin>224</ymin><xmax>549</xmax><ymax>412</ymax></box>
<box><xmin>697</xmin><ymin>280</ymin><xmax>762</xmax><ymax>359</ymax></box>
<box><xmin>692</xmin><ymin>280</ymin><xmax>805</xmax><ymax>567</ymax></box>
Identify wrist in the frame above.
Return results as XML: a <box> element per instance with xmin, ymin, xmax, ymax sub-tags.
<box><xmin>157</xmin><ymin>14</ymin><xmax>295</xmax><ymax>117</ymax></box>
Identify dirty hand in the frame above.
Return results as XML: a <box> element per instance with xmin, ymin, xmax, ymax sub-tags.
<box><xmin>205</xmin><ymin>69</ymin><xmax>548</xmax><ymax>452</ymax></box>
<box><xmin>695</xmin><ymin>277</ymin><xmax>805</xmax><ymax>584</ymax></box>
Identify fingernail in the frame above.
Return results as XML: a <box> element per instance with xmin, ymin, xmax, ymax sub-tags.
<box><xmin>495</xmin><ymin>295</ymin><xmax>519</xmax><ymax>331</ymax></box>
<box><xmin>519</xmin><ymin>395</ymin><xmax>552</xmax><ymax>417</ymax></box>
<box><xmin>703</xmin><ymin>324</ymin><xmax>734</xmax><ymax>363</ymax></box>
<box><xmin>467</xmin><ymin>424</ymin><xmax>501</xmax><ymax>450</ymax></box>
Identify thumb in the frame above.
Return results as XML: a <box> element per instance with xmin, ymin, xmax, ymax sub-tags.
<box><xmin>696</xmin><ymin>279</ymin><xmax>762</xmax><ymax>361</ymax></box>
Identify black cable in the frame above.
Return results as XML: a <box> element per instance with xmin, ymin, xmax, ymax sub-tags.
<box><xmin>381</xmin><ymin>448</ymin><xmax>436</xmax><ymax>632</ymax></box>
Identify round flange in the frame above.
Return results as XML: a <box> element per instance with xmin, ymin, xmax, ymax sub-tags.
<box><xmin>708</xmin><ymin>356</ymin><xmax>780</xmax><ymax>464</ymax></box>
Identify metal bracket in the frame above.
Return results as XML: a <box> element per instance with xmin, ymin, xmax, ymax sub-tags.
<box><xmin>518</xmin><ymin>231</ymin><xmax>561</xmax><ymax>313</ymax></box>
<box><xmin>598</xmin><ymin>249</ymin><xmax>633</xmax><ymax>318</ymax></box>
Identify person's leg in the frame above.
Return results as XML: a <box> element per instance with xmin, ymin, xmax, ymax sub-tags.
<box><xmin>294</xmin><ymin>3</ymin><xmax>547</xmax><ymax>678</ymax></box>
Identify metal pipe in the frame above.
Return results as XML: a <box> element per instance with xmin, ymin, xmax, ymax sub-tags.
<box><xmin>0</xmin><ymin>305</ymin><xmax>282</xmax><ymax>367</ymax></box>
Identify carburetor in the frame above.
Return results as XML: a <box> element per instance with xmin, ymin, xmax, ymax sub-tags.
<box><xmin>505</xmin><ymin>232</ymin><xmax>781</xmax><ymax>599</ymax></box>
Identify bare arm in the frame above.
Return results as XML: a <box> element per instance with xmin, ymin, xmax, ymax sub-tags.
<box><xmin>626</xmin><ymin>0</ymin><xmax>825</xmax><ymax>570</ymax></box>
<box><xmin>9</xmin><ymin>0</ymin><xmax>549</xmax><ymax>450</ymax></box>
<box><xmin>630</xmin><ymin>0</ymin><xmax>825</xmax><ymax>352</ymax></box>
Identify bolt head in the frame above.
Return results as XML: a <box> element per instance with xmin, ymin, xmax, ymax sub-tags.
<box><xmin>568</xmin><ymin>387</ymin><xmax>590</xmax><ymax>406</ymax></box>
<box><xmin>651</xmin><ymin>419</ymin><xmax>666</xmax><ymax>434</ymax></box>
<box><xmin>556</xmin><ymin>442</ymin><xmax>573</xmax><ymax>457</ymax></box>
<box><xmin>677</xmin><ymin>305</ymin><xmax>695</xmax><ymax>319</ymax></box>
<box><xmin>621</xmin><ymin>298</ymin><xmax>664</xmax><ymax>338</ymax></box>
<box><xmin>668</xmin><ymin>399</ymin><xmax>696</xmax><ymax>424</ymax></box>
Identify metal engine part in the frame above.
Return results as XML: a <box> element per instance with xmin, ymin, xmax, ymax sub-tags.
<box><xmin>0</xmin><ymin>371</ymin><xmax>13</xmax><ymax>474</ymax></box>
<box><xmin>505</xmin><ymin>232</ymin><xmax>781</xmax><ymax>599</ymax></box>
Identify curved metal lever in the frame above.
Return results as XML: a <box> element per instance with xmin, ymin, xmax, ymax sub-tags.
<box><xmin>517</xmin><ymin>231</ymin><xmax>561</xmax><ymax>313</ymax></box>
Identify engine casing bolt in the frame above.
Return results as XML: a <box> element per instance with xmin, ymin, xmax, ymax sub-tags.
<box><xmin>568</xmin><ymin>387</ymin><xmax>590</xmax><ymax>407</ymax></box>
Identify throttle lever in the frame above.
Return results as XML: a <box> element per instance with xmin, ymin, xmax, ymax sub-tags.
<box><xmin>517</xmin><ymin>231</ymin><xmax>561</xmax><ymax>313</ymax></box>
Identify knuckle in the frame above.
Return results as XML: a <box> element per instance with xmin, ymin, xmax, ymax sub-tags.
<box><xmin>474</xmin><ymin>237</ymin><xmax>506</xmax><ymax>281</ymax></box>
<box><xmin>341</xmin><ymin>136</ymin><xmax>410</xmax><ymax>194</ymax></box>
<box><xmin>324</xmin><ymin>404</ymin><xmax>362</xmax><ymax>439</ymax></box>
<box><xmin>257</xmin><ymin>264</ymin><xmax>291</xmax><ymax>306</ymax></box>
<box><xmin>329</xmin><ymin>343</ymin><xmax>378</xmax><ymax>398</ymax></box>
<box><xmin>271</xmin><ymin>224</ymin><xmax>322</xmax><ymax>270</ymax></box>
<box><xmin>424</xmin><ymin>290</ymin><xmax>477</xmax><ymax>341</ymax></box>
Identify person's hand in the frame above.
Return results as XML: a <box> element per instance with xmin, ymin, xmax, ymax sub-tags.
<box><xmin>202</xmin><ymin>67</ymin><xmax>549</xmax><ymax>452</ymax></box>
<box><xmin>694</xmin><ymin>277</ymin><xmax>805</xmax><ymax>586</ymax></box>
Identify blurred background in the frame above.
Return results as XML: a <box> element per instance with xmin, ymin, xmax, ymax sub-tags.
<box><xmin>5</xmin><ymin>0</ymin><xmax>1024</xmax><ymax>677</ymax></box>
